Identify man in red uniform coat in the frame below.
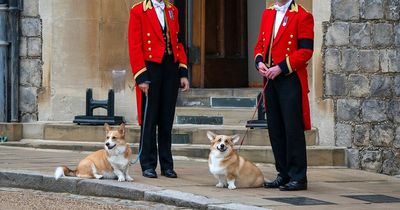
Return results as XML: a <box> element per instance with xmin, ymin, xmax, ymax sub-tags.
<box><xmin>128</xmin><ymin>0</ymin><xmax>190</xmax><ymax>179</ymax></box>
<box><xmin>254</xmin><ymin>0</ymin><xmax>314</xmax><ymax>191</ymax></box>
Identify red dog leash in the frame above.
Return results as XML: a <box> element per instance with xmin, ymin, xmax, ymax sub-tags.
<box><xmin>238</xmin><ymin>79</ymin><xmax>269</xmax><ymax>152</ymax></box>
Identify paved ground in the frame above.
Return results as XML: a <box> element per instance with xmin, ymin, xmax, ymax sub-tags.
<box><xmin>1</xmin><ymin>146</ymin><xmax>400</xmax><ymax>209</ymax></box>
<box><xmin>0</xmin><ymin>187</ymin><xmax>184</xmax><ymax>210</ymax></box>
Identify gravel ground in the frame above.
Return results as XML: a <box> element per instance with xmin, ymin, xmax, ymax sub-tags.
<box><xmin>0</xmin><ymin>187</ymin><xmax>189</xmax><ymax>210</ymax></box>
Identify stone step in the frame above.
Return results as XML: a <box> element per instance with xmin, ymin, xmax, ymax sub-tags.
<box><xmin>22</xmin><ymin>123</ymin><xmax>317</xmax><ymax>146</ymax></box>
<box><xmin>0</xmin><ymin>140</ymin><xmax>346</xmax><ymax>166</ymax></box>
<box><xmin>177</xmin><ymin>88</ymin><xmax>261</xmax><ymax>108</ymax></box>
<box><xmin>175</xmin><ymin>107</ymin><xmax>256</xmax><ymax>125</ymax></box>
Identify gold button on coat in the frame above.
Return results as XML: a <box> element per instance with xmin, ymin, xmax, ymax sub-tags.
<box><xmin>149</xmin><ymin>55</ymin><xmax>152</xmax><ymax>59</ymax></box>
<box><xmin>147</xmin><ymin>33</ymin><xmax>150</xmax><ymax>37</ymax></box>
<box><xmin>147</xmin><ymin>40</ymin><xmax>151</xmax><ymax>44</ymax></box>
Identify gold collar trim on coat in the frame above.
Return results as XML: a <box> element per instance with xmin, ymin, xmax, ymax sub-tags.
<box><xmin>289</xmin><ymin>1</ymin><xmax>298</xmax><ymax>13</ymax></box>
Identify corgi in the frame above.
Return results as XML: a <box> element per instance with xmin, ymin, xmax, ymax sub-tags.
<box><xmin>207</xmin><ymin>131</ymin><xmax>265</xmax><ymax>190</ymax></box>
<box><xmin>54</xmin><ymin>123</ymin><xmax>133</xmax><ymax>182</ymax></box>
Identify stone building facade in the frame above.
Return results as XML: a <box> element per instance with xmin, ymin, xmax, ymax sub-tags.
<box><xmin>324</xmin><ymin>0</ymin><xmax>400</xmax><ymax>175</ymax></box>
<box><xmin>15</xmin><ymin>0</ymin><xmax>400</xmax><ymax>175</ymax></box>
<box><xmin>19</xmin><ymin>0</ymin><xmax>42</xmax><ymax>122</ymax></box>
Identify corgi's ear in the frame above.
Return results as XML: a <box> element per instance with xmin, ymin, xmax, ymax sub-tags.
<box><xmin>207</xmin><ymin>131</ymin><xmax>216</xmax><ymax>141</ymax></box>
<box><xmin>104</xmin><ymin>123</ymin><xmax>111</xmax><ymax>132</ymax></box>
<box><xmin>118</xmin><ymin>123</ymin><xmax>125</xmax><ymax>135</ymax></box>
<box><xmin>231</xmin><ymin>135</ymin><xmax>241</xmax><ymax>145</ymax></box>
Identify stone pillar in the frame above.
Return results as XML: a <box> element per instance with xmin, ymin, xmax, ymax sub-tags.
<box><xmin>19</xmin><ymin>0</ymin><xmax>42</xmax><ymax>122</ymax></box>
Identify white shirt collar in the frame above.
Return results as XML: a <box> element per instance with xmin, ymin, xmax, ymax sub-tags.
<box><xmin>151</xmin><ymin>0</ymin><xmax>165</xmax><ymax>10</ymax></box>
<box><xmin>274</xmin><ymin>0</ymin><xmax>292</xmax><ymax>13</ymax></box>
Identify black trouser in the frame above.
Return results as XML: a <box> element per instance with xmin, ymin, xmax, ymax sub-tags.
<box><xmin>265</xmin><ymin>72</ymin><xmax>307</xmax><ymax>182</ymax></box>
<box><xmin>140</xmin><ymin>54</ymin><xmax>180</xmax><ymax>171</ymax></box>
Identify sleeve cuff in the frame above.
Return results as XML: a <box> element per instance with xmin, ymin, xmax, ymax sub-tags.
<box><xmin>134</xmin><ymin>68</ymin><xmax>150</xmax><ymax>84</ymax></box>
<box><xmin>179</xmin><ymin>67</ymin><xmax>189</xmax><ymax>78</ymax></box>
<box><xmin>255</xmin><ymin>55</ymin><xmax>263</xmax><ymax>70</ymax></box>
<box><xmin>278</xmin><ymin>57</ymin><xmax>293</xmax><ymax>75</ymax></box>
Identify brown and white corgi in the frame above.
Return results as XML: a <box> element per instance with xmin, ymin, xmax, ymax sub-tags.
<box><xmin>207</xmin><ymin>131</ymin><xmax>265</xmax><ymax>189</ymax></box>
<box><xmin>54</xmin><ymin>123</ymin><xmax>133</xmax><ymax>182</ymax></box>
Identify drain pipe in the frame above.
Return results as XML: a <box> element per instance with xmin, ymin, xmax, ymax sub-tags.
<box><xmin>0</xmin><ymin>3</ymin><xmax>8</xmax><ymax>122</ymax></box>
<box><xmin>8</xmin><ymin>0</ymin><xmax>22</xmax><ymax>122</ymax></box>
<box><xmin>0</xmin><ymin>0</ymin><xmax>21</xmax><ymax>122</ymax></box>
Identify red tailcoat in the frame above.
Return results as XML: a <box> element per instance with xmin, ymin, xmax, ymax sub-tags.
<box><xmin>254</xmin><ymin>2</ymin><xmax>314</xmax><ymax>130</ymax></box>
<box><xmin>128</xmin><ymin>0</ymin><xmax>188</xmax><ymax>125</ymax></box>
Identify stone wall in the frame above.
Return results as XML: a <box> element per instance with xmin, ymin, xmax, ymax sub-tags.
<box><xmin>19</xmin><ymin>0</ymin><xmax>42</xmax><ymax>122</ymax></box>
<box><xmin>324</xmin><ymin>0</ymin><xmax>400</xmax><ymax>175</ymax></box>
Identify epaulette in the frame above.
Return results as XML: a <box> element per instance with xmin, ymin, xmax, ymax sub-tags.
<box><xmin>298</xmin><ymin>4</ymin><xmax>311</xmax><ymax>14</ymax></box>
<box><xmin>267</xmin><ymin>3</ymin><xmax>274</xmax><ymax>10</ymax></box>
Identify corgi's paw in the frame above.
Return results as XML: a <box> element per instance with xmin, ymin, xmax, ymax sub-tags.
<box><xmin>94</xmin><ymin>174</ymin><xmax>103</xmax><ymax>179</ymax></box>
<box><xmin>228</xmin><ymin>184</ymin><xmax>237</xmax><ymax>190</ymax></box>
<box><xmin>118</xmin><ymin>176</ymin><xmax>126</xmax><ymax>182</ymax></box>
<box><xmin>126</xmin><ymin>176</ymin><xmax>134</xmax><ymax>182</ymax></box>
<box><xmin>216</xmin><ymin>183</ymin><xmax>224</xmax><ymax>188</ymax></box>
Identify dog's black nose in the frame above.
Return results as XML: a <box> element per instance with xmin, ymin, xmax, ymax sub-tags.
<box><xmin>220</xmin><ymin>144</ymin><xmax>225</xmax><ymax>148</ymax></box>
<box><xmin>105</xmin><ymin>142</ymin><xmax>110</xmax><ymax>146</ymax></box>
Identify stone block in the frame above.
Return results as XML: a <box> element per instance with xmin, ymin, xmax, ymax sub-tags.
<box><xmin>360</xmin><ymin>0</ymin><xmax>384</xmax><ymax>19</ymax></box>
<box><xmin>0</xmin><ymin>171</ymin><xmax>43</xmax><ymax>190</ymax></box>
<box><xmin>362</xmin><ymin>100</ymin><xmax>387</xmax><ymax>122</ymax></box>
<box><xmin>389</xmin><ymin>100</ymin><xmax>400</xmax><ymax>123</ymax></box>
<box><xmin>380</xmin><ymin>50</ymin><xmax>399</xmax><ymax>73</ymax></box>
<box><xmin>324</xmin><ymin>48</ymin><xmax>341</xmax><ymax>72</ymax></box>
<box><xmin>77</xmin><ymin>179</ymin><xmax>146</xmax><ymax>200</ymax></box>
<box><xmin>350</xmin><ymin>23</ymin><xmax>372</xmax><ymax>47</ymax></box>
<box><xmin>395</xmin><ymin>127</ymin><xmax>400</xmax><ymax>149</ymax></box>
<box><xmin>41</xmin><ymin>175</ymin><xmax>80</xmax><ymax>194</ymax></box>
<box><xmin>19</xmin><ymin>37</ymin><xmax>27</xmax><ymax>57</ymax></box>
<box><xmin>0</xmin><ymin>123</ymin><xmax>22</xmax><ymax>141</ymax></box>
<box><xmin>326</xmin><ymin>22</ymin><xmax>350</xmax><ymax>46</ymax></box>
<box><xmin>336</xmin><ymin>123</ymin><xmax>352</xmax><ymax>147</ymax></box>
<box><xmin>348</xmin><ymin>74</ymin><xmax>369</xmax><ymax>97</ymax></box>
<box><xmin>371</xmin><ymin>124</ymin><xmax>394</xmax><ymax>147</ymax></box>
<box><xmin>382</xmin><ymin>153</ymin><xmax>400</xmax><ymax>175</ymax></box>
<box><xmin>395</xmin><ymin>24</ymin><xmax>400</xmax><ymax>46</ymax></box>
<box><xmin>22</xmin><ymin>0</ymin><xmax>39</xmax><ymax>17</ymax></box>
<box><xmin>20</xmin><ymin>59</ymin><xmax>42</xmax><ymax>87</ymax></box>
<box><xmin>346</xmin><ymin>148</ymin><xmax>360</xmax><ymax>169</ymax></box>
<box><xmin>19</xmin><ymin>87</ymin><xmax>38</xmax><ymax>113</ymax></box>
<box><xmin>354</xmin><ymin>124</ymin><xmax>370</xmax><ymax>146</ymax></box>
<box><xmin>21</xmin><ymin>18</ymin><xmax>41</xmax><ymax>37</ymax></box>
<box><xmin>28</xmin><ymin>37</ymin><xmax>42</xmax><ymax>57</ymax></box>
<box><xmin>341</xmin><ymin>49</ymin><xmax>359</xmax><ymax>72</ymax></box>
<box><xmin>373</xmin><ymin>23</ymin><xmax>394</xmax><ymax>47</ymax></box>
<box><xmin>386</xmin><ymin>0</ymin><xmax>400</xmax><ymax>20</ymax></box>
<box><xmin>361</xmin><ymin>150</ymin><xmax>382</xmax><ymax>172</ymax></box>
<box><xmin>325</xmin><ymin>74</ymin><xmax>347</xmax><ymax>96</ymax></box>
<box><xmin>337</xmin><ymin>99</ymin><xmax>360</xmax><ymax>121</ymax></box>
<box><xmin>144</xmin><ymin>189</ymin><xmax>222</xmax><ymax>209</ymax></box>
<box><xmin>359</xmin><ymin>50</ymin><xmax>379</xmax><ymax>72</ymax></box>
<box><xmin>395</xmin><ymin>76</ymin><xmax>400</xmax><ymax>96</ymax></box>
<box><xmin>332</xmin><ymin>0</ymin><xmax>360</xmax><ymax>20</ymax></box>
<box><xmin>21</xmin><ymin>113</ymin><xmax>38</xmax><ymax>123</ymax></box>
<box><xmin>370</xmin><ymin>75</ymin><xmax>392</xmax><ymax>97</ymax></box>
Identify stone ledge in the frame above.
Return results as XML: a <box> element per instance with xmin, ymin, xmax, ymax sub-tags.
<box><xmin>0</xmin><ymin>170</ymin><xmax>268</xmax><ymax>209</ymax></box>
<box><xmin>0</xmin><ymin>123</ymin><xmax>23</xmax><ymax>141</ymax></box>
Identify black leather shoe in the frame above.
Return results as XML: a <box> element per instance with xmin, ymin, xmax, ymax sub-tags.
<box><xmin>142</xmin><ymin>169</ymin><xmax>157</xmax><ymax>178</ymax></box>
<box><xmin>161</xmin><ymin>169</ymin><xmax>178</xmax><ymax>178</ymax></box>
<box><xmin>279</xmin><ymin>180</ymin><xmax>307</xmax><ymax>191</ymax></box>
<box><xmin>264</xmin><ymin>176</ymin><xmax>289</xmax><ymax>188</ymax></box>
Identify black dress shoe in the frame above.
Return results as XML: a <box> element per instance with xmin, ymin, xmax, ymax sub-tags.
<box><xmin>142</xmin><ymin>169</ymin><xmax>157</xmax><ymax>178</ymax></box>
<box><xmin>279</xmin><ymin>180</ymin><xmax>307</xmax><ymax>191</ymax></box>
<box><xmin>161</xmin><ymin>169</ymin><xmax>177</xmax><ymax>178</ymax></box>
<box><xmin>264</xmin><ymin>176</ymin><xmax>289</xmax><ymax>188</ymax></box>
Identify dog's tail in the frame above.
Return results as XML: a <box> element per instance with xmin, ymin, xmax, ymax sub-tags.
<box><xmin>54</xmin><ymin>166</ymin><xmax>77</xmax><ymax>180</ymax></box>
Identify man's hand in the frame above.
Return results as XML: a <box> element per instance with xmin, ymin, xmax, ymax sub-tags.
<box><xmin>257</xmin><ymin>62</ymin><xmax>268</xmax><ymax>77</ymax></box>
<box><xmin>264</xmin><ymin>65</ymin><xmax>282</xmax><ymax>80</ymax></box>
<box><xmin>138</xmin><ymin>83</ymin><xmax>149</xmax><ymax>95</ymax></box>
<box><xmin>180</xmin><ymin>77</ymin><xmax>190</xmax><ymax>92</ymax></box>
